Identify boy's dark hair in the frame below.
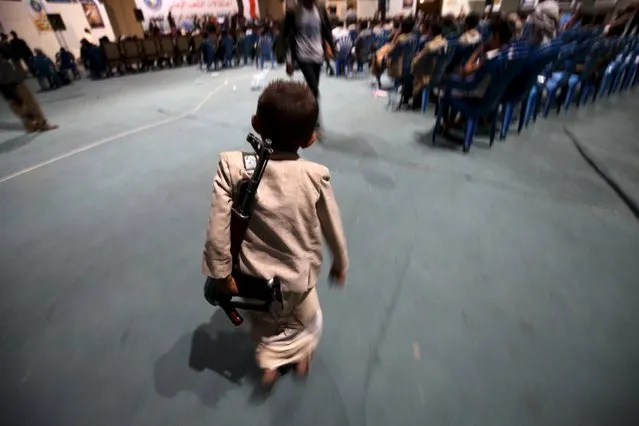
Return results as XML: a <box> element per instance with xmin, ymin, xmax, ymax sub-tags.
<box><xmin>256</xmin><ymin>81</ymin><xmax>319</xmax><ymax>152</ymax></box>
<box><xmin>465</xmin><ymin>13</ymin><xmax>479</xmax><ymax>30</ymax></box>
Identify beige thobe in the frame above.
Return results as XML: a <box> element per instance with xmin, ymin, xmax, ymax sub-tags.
<box><xmin>202</xmin><ymin>150</ymin><xmax>349</xmax><ymax>369</ymax></box>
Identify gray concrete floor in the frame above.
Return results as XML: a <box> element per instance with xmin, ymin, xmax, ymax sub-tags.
<box><xmin>1</xmin><ymin>66</ymin><xmax>638</xmax><ymax>426</ymax></box>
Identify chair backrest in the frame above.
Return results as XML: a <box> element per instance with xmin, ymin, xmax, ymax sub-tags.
<box><xmin>579</xmin><ymin>39</ymin><xmax>608</xmax><ymax>77</ymax></box>
<box><xmin>428</xmin><ymin>47</ymin><xmax>456</xmax><ymax>87</ymax></box>
<box><xmin>478</xmin><ymin>43</ymin><xmax>531</xmax><ymax>112</ymax></box>
<box><xmin>176</xmin><ymin>36</ymin><xmax>189</xmax><ymax>51</ymax></box>
<box><xmin>446</xmin><ymin>40</ymin><xmax>480</xmax><ymax>72</ymax></box>
<box><xmin>122</xmin><ymin>40</ymin><xmax>139</xmax><ymax>57</ymax></box>
<box><xmin>103</xmin><ymin>43</ymin><xmax>121</xmax><ymax>61</ymax></box>
<box><xmin>503</xmin><ymin>41</ymin><xmax>561</xmax><ymax>101</ymax></box>
<box><xmin>142</xmin><ymin>39</ymin><xmax>158</xmax><ymax>55</ymax></box>
<box><xmin>160</xmin><ymin>37</ymin><xmax>174</xmax><ymax>54</ymax></box>
<box><xmin>192</xmin><ymin>34</ymin><xmax>203</xmax><ymax>50</ymax></box>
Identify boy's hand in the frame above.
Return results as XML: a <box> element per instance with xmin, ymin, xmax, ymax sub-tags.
<box><xmin>215</xmin><ymin>275</ymin><xmax>238</xmax><ymax>295</ymax></box>
<box><xmin>286</xmin><ymin>61</ymin><xmax>294</xmax><ymax>76</ymax></box>
<box><xmin>329</xmin><ymin>266</ymin><xmax>346</xmax><ymax>287</ymax></box>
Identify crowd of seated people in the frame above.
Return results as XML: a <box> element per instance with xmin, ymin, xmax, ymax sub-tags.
<box><xmin>346</xmin><ymin>2</ymin><xmax>638</xmax><ymax>152</ymax></box>
<box><xmin>75</xmin><ymin>13</ymin><xmax>282</xmax><ymax>79</ymax></box>
<box><xmin>0</xmin><ymin>31</ymin><xmax>79</xmax><ymax>91</ymax></box>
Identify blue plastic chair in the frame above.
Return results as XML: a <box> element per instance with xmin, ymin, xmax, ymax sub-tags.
<box><xmin>433</xmin><ymin>43</ymin><xmax>530</xmax><ymax>153</ymax></box>
<box><xmin>573</xmin><ymin>40</ymin><xmax>611</xmax><ymax>106</ymax></box>
<box><xmin>541</xmin><ymin>39</ymin><xmax>591</xmax><ymax>116</ymax></box>
<box><xmin>387</xmin><ymin>35</ymin><xmax>418</xmax><ymax>109</ymax></box>
<box><xmin>500</xmin><ymin>41</ymin><xmax>561</xmax><ymax>139</ymax></box>
<box><xmin>419</xmin><ymin>47</ymin><xmax>455</xmax><ymax>114</ymax></box>
<box><xmin>610</xmin><ymin>39</ymin><xmax>638</xmax><ymax>93</ymax></box>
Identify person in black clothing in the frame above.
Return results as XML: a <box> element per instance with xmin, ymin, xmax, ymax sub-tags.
<box><xmin>1</xmin><ymin>33</ymin><xmax>13</xmax><ymax>61</ymax></box>
<box><xmin>280</xmin><ymin>0</ymin><xmax>335</xmax><ymax>135</ymax></box>
<box><xmin>9</xmin><ymin>31</ymin><xmax>33</xmax><ymax>73</ymax></box>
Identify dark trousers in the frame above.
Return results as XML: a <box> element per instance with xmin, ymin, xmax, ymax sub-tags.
<box><xmin>298</xmin><ymin>61</ymin><xmax>322</xmax><ymax>127</ymax></box>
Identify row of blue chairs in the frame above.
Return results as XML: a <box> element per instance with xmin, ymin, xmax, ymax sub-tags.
<box><xmin>427</xmin><ymin>30</ymin><xmax>638</xmax><ymax>153</ymax></box>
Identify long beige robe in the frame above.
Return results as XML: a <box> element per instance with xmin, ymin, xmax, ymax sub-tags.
<box><xmin>202</xmin><ymin>150</ymin><xmax>349</xmax><ymax>369</ymax></box>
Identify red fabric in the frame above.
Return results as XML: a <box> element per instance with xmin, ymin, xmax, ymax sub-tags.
<box><xmin>249</xmin><ymin>0</ymin><xmax>256</xmax><ymax>19</ymax></box>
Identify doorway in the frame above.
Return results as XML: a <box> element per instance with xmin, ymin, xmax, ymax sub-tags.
<box><xmin>416</xmin><ymin>0</ymin><xmax>442</xmax><ymax>15</ymax></box>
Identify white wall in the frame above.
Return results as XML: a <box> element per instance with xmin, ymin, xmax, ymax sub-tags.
<box><xmin>357</xmin><ymin>0</ymin><xmax>378</xmax><ymax>18</ymax></box>
<box><xmin>441</xmin><ymin>0</ymin><xmax>470</xmax><ymax>16</ymax></box>
<box><xmin>0</xmin><ymin>0</ymin><xmax>116</xmax><ymax>60</ymax></box>
<box><xmin>388</xmin><ymin>0</ymin><xmax>413</xmax><ymax>16</ymax></box>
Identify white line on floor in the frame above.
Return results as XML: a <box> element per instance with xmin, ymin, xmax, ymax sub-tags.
<box><xmin>0</xmin><ymin>72</ymin><xmax>252</xmax><ymax>185</ymax></box>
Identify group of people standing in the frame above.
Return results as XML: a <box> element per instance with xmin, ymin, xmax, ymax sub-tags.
<box><xmin>0</xmin><ymin>32</ymin><xmax>57</xmax><ymax>133</ymax></box>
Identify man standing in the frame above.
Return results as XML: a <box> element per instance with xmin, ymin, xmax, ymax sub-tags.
<box><xmin>0</xmin><ymin>54</ymin><xmax>57</xmax><ymax>133</ymax></box>
<box><xmin>281</xmin><ymin>0</ymin><xmax>335</xmax><ymax>136</ymax></box>
<box><xmin>9</xmin><ymin>31</ymin><xmax>33</xmax><ymax>73</ymax></box>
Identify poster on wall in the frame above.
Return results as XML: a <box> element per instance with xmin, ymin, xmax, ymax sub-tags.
<box><xmin>134</xmin><ymin>0</ymin><xmax>255</xmax><ymax>30</ymax></box>
<box><xmin>80</xmin><ymin>0</ymin><xmax>105</xmax><ymax>28</ymax></box>
<box><xmin>28</xmin><ymin>0</ymin><xmax>52</xmax><ymax>32</ymax></box>
<box><xmin>402</xmin><ymin>0</ymin><xmax>412</xmax><ymax>9</ymax></box>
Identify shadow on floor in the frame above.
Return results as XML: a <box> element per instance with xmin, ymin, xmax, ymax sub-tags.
<box><xmin>414</xmin><ymin>127</ymin><xmax>493</xmax><ymax>152</ymax></box>
<box><xmin>0</xmin><ymin>132</ymin><xmax>38</xmax><ymax>155</ymax></box>
<box><xmin>0</xmin><ymin>122</ymin><xmax>24</xmax><ymax>131</ymax></box>
<box><xmin>153</xmin><ymin>309</ymin><xmax>353</xmax><ymax>425</ymax></box>
<box><xmin>317</xmin><ymin>130</ymin><xmax>379</xmax><ymax>159</ymax></box>
<box><xmin>153</xmin><ymin>309</ymin><xmax>261</xmax><ymax>407</ymax></box>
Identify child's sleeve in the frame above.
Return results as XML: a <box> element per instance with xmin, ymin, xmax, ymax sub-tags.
<box><xmin>317</xmin><ymin>169</ymin><xmax>349</xmax><ymax>272</ymax></box>
<box><xmin>202</xmin><ymin>154</ymin><xmax>234</xmax><ymax>279</ymax></box>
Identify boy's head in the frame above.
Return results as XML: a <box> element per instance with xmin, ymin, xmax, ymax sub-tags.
<box><xmin>252</xmin><ymin>81</ymin><xmax>319</xmax><ymax>152</ymax></box>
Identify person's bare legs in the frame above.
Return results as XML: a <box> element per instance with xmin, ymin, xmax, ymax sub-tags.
<box><xmin>7</xmin><ymin>100</ymin><xmax>38</xmax><ymax>133</ymax></box>
<box><xmin>15</xmin><ymin>83</ymin><xmax>58</xmax><ymax>131</ymax></box>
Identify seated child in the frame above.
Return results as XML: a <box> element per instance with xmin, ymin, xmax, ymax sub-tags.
<box><xmin>202</xmin><ymin>80</ymin><xmax>349</xmax><ymax>388</ymax></box>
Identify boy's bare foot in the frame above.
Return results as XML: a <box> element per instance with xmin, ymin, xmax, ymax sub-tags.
<box><xmin>295</xmin><ymin>354</ymin><xmax>312</xmax><ymax>377</ymax></box>
<box><xmin>39</xmin><ymin>122</ymin><xmax>59</xmax><ymax>132</ymax></box>
<box><xmin>261</xmin><ymin>369</ymin><xmax>278</xmax><ymax>388</ymax></box>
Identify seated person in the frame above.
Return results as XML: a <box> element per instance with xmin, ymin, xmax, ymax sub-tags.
<box><xmin>354</xmin><ymin>21</ymin><xmax>373</xmax><ymax>72</ymax></box>
<box><xmin>57</xmin><ymin>47</ymin><xmax>80</xmax><ymax>79</ymax></box>
<box><xmin>526</xmin><ymin>0</ymin><xmax>560</xmax><ymax>44</ymax></box>
<box><xmin>29</xmin><ymin>49</ymin><xmax>60</xmax><ymax>90</ymax></box>
<box><xmin>441</xmin><ymin>15</ymin><xmax>460</xmax><ymax>39</ymax></box>
<box><xmin>411</xmin><ymin>22</ymin><xmax>448</xmax><ymax>101</ymax></box>
<box><xmin>456</xmin><ymin>18</ymin><xmax>516</xmax><ymax>97</ymax></box>
<box><xmin>459</xmin><ymin>13</ymin><xmax>482</xmax><ymax>46</ymax></box>
<box><xmin>443</xmin><ymin>19</ymin><xmax>517</xmax><ymax>129</ymax></box>
<box><xmin>385</xmin><ymin>18</ymin><xmax>416</xmax><ymax>80</ymax></box>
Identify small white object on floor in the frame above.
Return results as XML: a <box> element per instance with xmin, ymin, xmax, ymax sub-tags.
<box><xmin>224</xmin><ymin>79</ymin><xmax>228</xmax><ymax>85</ymax></box>
<box><xmin>232</xmin><ymin>85</ymin><xmax>237</xmax><ymax>91</ymax></box>
<box><xmin>250</xmin><ymin>69</ymin><xmax>270</xmax><ymax>91</ymax></box>
<box><xmin>209</xmin><ymin>72</ymin><xmax>220</xmax><ymax>78</ymax></box>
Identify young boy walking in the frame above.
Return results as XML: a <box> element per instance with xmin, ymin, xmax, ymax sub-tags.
<box><xmin>202</xmin><ymin>80</ymin><xmax>349</xmax><ymax>387</ymax></box>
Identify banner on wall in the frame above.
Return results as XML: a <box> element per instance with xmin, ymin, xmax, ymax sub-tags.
<box><xmin>80</xmin><ymin>0</ymin><xmax>105</xmax><ymax>28</ymax></box>
<box><xmin>134</xmin><ymin>0</ymin><xmax>254</xmax><ymax>28</ymax></box>
<box><xmin>28</xmin><ymin>0</ymin><xmax>52</xmax><ymax>32</ymax></box>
